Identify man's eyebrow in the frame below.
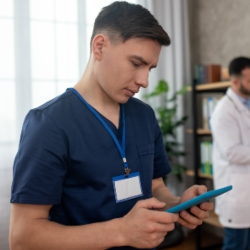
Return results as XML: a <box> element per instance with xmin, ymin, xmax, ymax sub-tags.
<box><xmin>130</xmin><ymin>55</ymin><xmax>157</xmax><ymax>69</ymax></box>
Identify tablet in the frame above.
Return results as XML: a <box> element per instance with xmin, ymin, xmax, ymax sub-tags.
<box><xmin>166</xmin><ymin>185</ymin><xmax>233</xmax><ymax>213</ymax></box>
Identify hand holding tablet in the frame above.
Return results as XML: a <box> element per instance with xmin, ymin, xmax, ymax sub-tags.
<box><xmin>166</xmin><ymin>185</ymin><xmax>232</xmax><ymax>213</ymax></box>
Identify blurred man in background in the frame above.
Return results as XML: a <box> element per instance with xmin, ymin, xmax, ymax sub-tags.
<box><xmin>211</xmin><ymin>56</ymin><xmax>250</xmax><ymax>250</ymax></box>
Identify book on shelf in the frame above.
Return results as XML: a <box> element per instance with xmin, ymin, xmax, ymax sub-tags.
<box><xmin>202</xmin><ymin>94</ymin><xmax>223</xmax><ymax>130</ymax></box>
<box><xmin>209</xmin><ymin>142</ymin><xmax>213</xmax><ymax>175</ymax></box>
<box><xmin>200</xmin><ymin>141</ymin><xmax>213</xmax><ymax>175</ymax></box>
<box><xmin>194</xmin><ymin>64</ymin><xmax>221</xmax><ymax>84</ymax></box>
<box><xmin>195</xmin><ymin>64</ymin><xmax>206</xmax><ymax>84</ymax></box>
<box><xmin>202</xmin><ymin>97</ymin><xmax>209</xmax><ymax>130</ymax></box>
<box><xmin>207</xmin><ymin>97</ymin><xmax>214</xmax><ymax>130</ymax></box>
<box><xmin>207</xmin><ymin>64</ymin><xmax>221</xmax><ymax>83</ymax></box>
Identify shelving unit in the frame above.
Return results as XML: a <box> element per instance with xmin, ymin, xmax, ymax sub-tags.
<box><xmin>186</xmin><ymin>170</ymin><xmax>213</xmax><ymax>180</ymax></box>
<box><xmin>190</xmin><ymin>80</ymin><xmax>230</xmax><ymax>250</ymax></box>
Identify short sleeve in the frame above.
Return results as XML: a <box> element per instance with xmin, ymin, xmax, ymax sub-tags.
<box><xmin>11</xmin><ymin>109</ymin><xmax>68</xmax><ymax>205</ymax></box>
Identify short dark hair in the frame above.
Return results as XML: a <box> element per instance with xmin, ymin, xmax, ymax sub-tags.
<box><xmin>229</xmin><ymin>56</ymin><xmax>250</xmax><ymax>76</ymax></box>
<box><xmin>90</xmin><ymin>1</ymin><xmax>170</xmax><ymax>48</ymax></box>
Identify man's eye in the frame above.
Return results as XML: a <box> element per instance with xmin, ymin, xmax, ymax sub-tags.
<box><xmin>132</xmin><ymin>61</ymin><xmax>140</xmax><ymax>67</ymax></box>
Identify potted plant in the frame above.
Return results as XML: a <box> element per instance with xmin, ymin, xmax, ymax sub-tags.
<box><xmin>144</xmin><ymin>79</ymin><xmax>189</xmax><ymax>182</ymax></box>
<box><xmin>144</xmin><ymin>79</ymin><xmax>189</xmax><ymax>249</ymax></box>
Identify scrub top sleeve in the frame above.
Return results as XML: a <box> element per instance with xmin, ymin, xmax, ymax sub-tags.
<box><xmin>153</xmin><ymin>116</ymin><xmax>171</xmax><ymax>178</ymax></box>
<box><xmin>11</xmin><ymin>109</ymin><xmax>68</xmax><ymax>205</ymax></box>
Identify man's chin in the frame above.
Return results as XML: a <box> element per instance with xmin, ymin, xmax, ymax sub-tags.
<box><xmin>119</xmin><ymin>96</ymin><xmax>131</xmax><ymax>104</ymax></box>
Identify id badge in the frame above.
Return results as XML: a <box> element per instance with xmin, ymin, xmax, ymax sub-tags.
<box><xmin>112</xmin><ymin>172</ymin><xmax>143</xmax><ymax>203</ymax></box>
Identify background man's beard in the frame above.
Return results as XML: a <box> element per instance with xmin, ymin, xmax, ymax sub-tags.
<box><xmin>239</xmin><ymin>81</ymin><xmax>250</xmax><ymax>96</ymax></box>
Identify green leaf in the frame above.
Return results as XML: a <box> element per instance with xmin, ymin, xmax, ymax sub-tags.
<box><xmin>176</xmin><ymin>85</ymin><xmax>190</xmax><ymax>95</ymax></box>
<box><xmin>173</xmin><ymin>116</ymin><xmax>188</xmax><ymax>127</ymax></box>
<box><xmin>143</xmin><ymin>80</ymin><xmax>169</xmax><ymax>99</ymax></box>
<box><xmin>171</xmin><ymin>164</ymin><xmax>187</xmax><ymax>182</ymax></box>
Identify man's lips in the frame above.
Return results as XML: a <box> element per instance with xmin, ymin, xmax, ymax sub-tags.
<box><xmin>125</xmin><ymin>88</ymin><xmax>139</xmax><ymax>96</ymax></box>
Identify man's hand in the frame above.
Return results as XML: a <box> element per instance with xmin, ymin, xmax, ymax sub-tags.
<box><xmin>177</xmin><ymin>185</ymin><xmax>214</xmax><ymax>229</ymax></box>
<box><xmin>120</xmin><ymin>198</ymin><xmax>179</xmax><ymax>249</ymax></box>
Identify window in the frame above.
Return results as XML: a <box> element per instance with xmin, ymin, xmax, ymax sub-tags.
<box><xmin>0</xmin><ymin>0</ymin><xmax>137</xmax><ymax>169</ymax></box>
<box><xmin>0</xmin><ymin>0</ymin><xmax>15</xmax><ymax>143</ymax></box>
<box><xmin>30</xmin><ymin>0</ymin><xmax>79</xmax><ymax>107</ymax></box>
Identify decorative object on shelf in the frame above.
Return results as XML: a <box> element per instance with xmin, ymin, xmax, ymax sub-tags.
<box><xmin>221</xmin><ymin>67</ymin><xmax>230</xmax><ymax>81</ymax></box>
<box><xmin>144</xmin><ymin>79</ymin><xmax>189</xmax><ymax>182</ymax></box>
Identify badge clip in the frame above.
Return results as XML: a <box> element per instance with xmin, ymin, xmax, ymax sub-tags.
<box><xmin>125</xmin><ymin>168</ymin><xmax>131</xmax><ymax>177</ymax></box>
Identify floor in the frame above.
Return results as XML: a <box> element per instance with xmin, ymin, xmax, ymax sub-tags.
<box><xmin>163</xmin><ymin>230</ymin><xmax>223</xmax><ymax>250</ymax></box>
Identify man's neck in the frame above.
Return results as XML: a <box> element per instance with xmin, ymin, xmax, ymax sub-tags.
<box><xmin>74</xmin><ymin>72</ymin><xmax>120</xmax><ymax>128</ymax></box>
<box><xmin>231</xmin><ymin>85</ymin><xmax>249</xmax><ymax>100</ymax></box>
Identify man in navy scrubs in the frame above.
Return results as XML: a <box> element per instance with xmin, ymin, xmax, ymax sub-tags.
<box><xmin>10</xmin><ymin>2</ymin><xmax>213</xmax><ymax>249</ymax></box>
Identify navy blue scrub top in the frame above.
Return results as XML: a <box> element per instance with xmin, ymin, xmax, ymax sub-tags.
<box><xmin>11</xmin><ymin>89</ymin><xmax>171</xmax><ymax>250</ymax></box>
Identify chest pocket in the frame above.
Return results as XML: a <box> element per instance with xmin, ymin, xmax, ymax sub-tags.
<box><xmin>137</xmin><ymin>143</ymin><xmax>154</xmax><ymax>197</ymax></box>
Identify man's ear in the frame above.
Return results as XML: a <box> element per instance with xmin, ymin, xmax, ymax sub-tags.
<box><xmin>92</xmin><ymin>34</ymin><xmax>106</xmax><ymax>61</ymax></box>
<box><xmin>232</xmin><ymin>76</ymin><xmax>240</xmax><ymax>86</ymax></box>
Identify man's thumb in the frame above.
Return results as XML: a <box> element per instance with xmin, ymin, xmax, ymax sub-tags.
<box><xmin>139</xmin><ymin>197</ymin><xmax>166</xmax><ymax>210</ymax></box>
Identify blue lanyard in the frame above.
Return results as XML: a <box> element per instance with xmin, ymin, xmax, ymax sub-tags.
<box><xmin>69</xmin><ymin>88</ymin><xmax>129</xmax><ymax>172</ymax></box>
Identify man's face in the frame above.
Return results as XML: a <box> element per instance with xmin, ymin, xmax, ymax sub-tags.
<box><xmin>94</xmin><ymin>37</ymin><xmax>162</xmax><ymax>104</ymax></box>
<box><xmin>238</xmin><ymin>67</ymin><xmax>250</xmax><ymax>97</ymax></box>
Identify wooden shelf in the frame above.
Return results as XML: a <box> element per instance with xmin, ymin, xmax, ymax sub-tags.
<box><xmin>196</xmin><ymin>81</ymin><xmax>231</xmax><ymax>91</ymax></box>
<box><xmin>187</xmin><ymin>81</ymin><xmax>231</xmax><ymax>92</ymax></box>
<box><xmin>204</xmin><ymin>211</ymin><xmax>223</xmax><ymax>228</ymax></box>
<box><xmin>185</xmin><ymin>170</ymin><xmax>213</xmax><ymax>180</ymax></box>
<box><xmin>186</xmin><ymin>129</ymin><xmax>211</xmax><ymax>135</ymax></box>
<box><xmin>185</xmin><ymin>170</ymin><xmax>195</xmax><ymax>177</ymax></box>
<box><xmin>197</xmin><ymin>129</ymin><xmax>211</xmax><ymax>135</ymax></box>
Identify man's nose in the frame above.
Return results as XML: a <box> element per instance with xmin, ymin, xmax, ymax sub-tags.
<box><xmin>135</xmin><ymin>70</ymin><xmax>149</xmax><ymax>88</ymax></box>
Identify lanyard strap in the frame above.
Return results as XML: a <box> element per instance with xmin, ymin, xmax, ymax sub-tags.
<box><xmin>69</xmin><ymin>88</ymin><xmax>129</xmax><ymax>170</ymax></box>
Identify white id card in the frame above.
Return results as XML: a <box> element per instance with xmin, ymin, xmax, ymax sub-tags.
<box><xmin>112</xmin><ymin>172</ymin><xmax>143</xmax><ymax>203</ymax></box>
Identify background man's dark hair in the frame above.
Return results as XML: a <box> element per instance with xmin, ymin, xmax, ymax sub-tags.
<box><xmin>229</xmin><ymin>56</ymin><xmax>250</xmax><ymax>77</ymax></box>
<box><xmin>90</xmin><ymin>1</ymin><xmax>170</xmax><ymax>49</ymax></box>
